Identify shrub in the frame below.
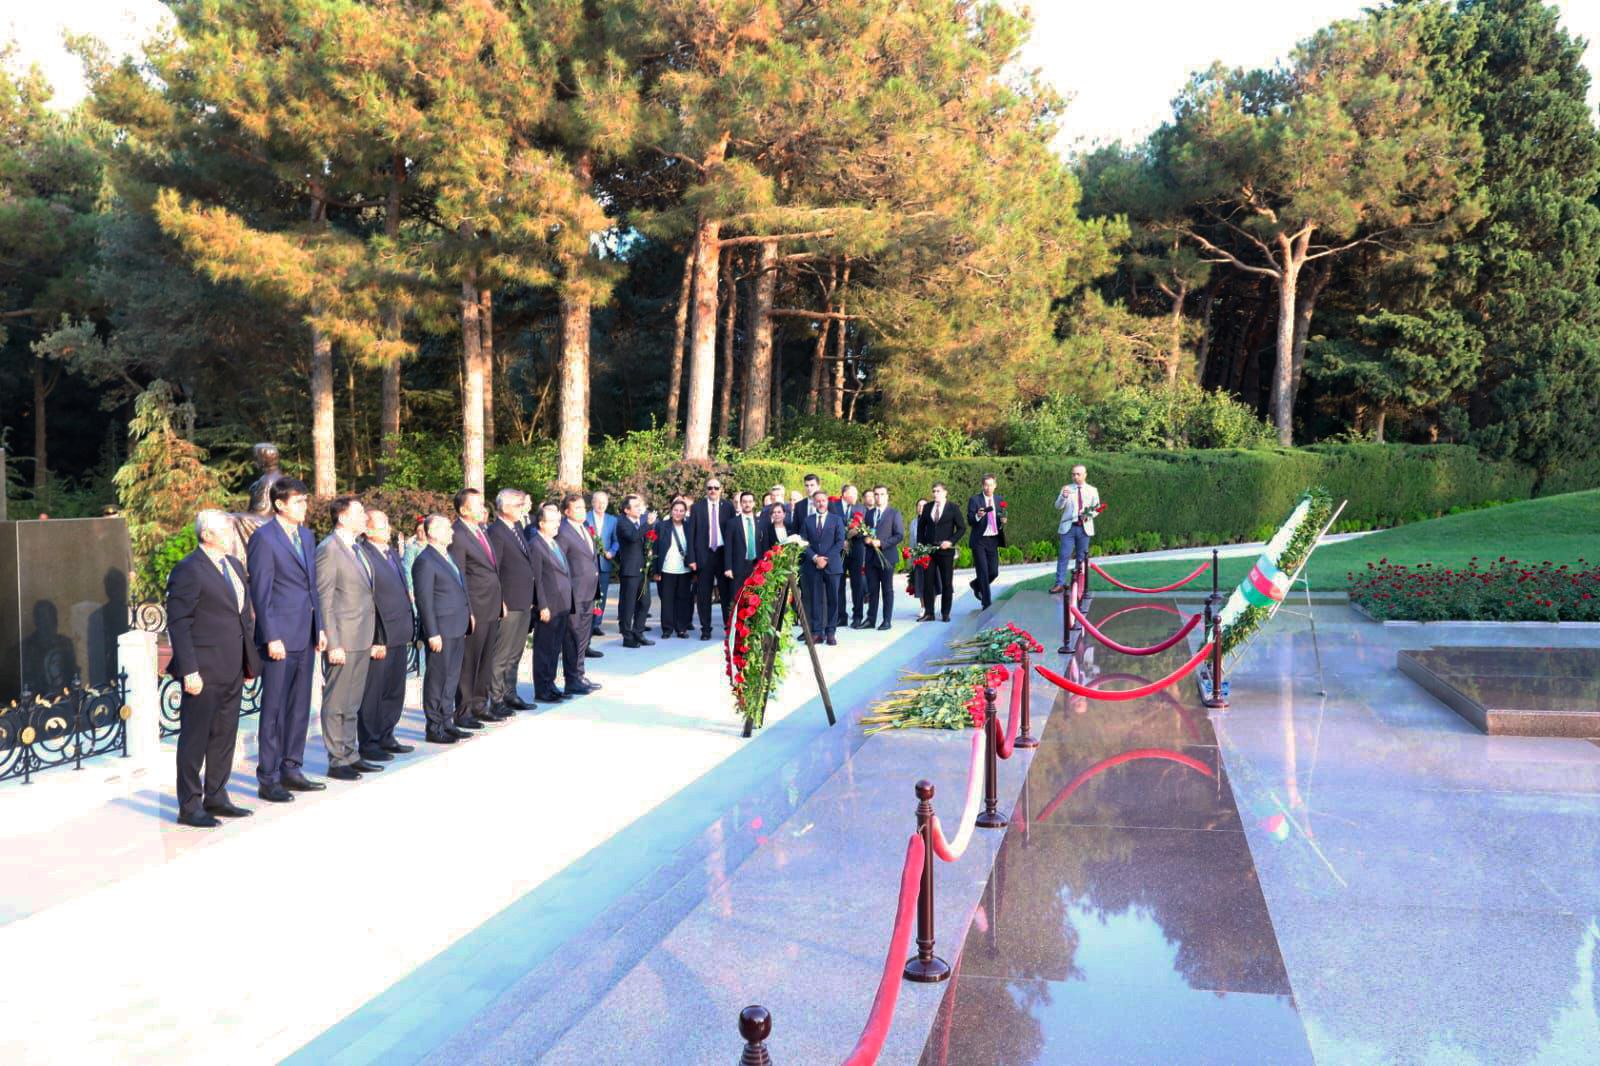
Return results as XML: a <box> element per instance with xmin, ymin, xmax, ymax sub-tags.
<box><xmin>743</xmin><ymin>415</ymin><xmax>888</xmax><ymax>465</ymax></box>
<box><xmin>1088</xmin><ymin>381</ymin><xmax>1275</xmax><ymax>451</ymax></box>
<box><xmin>1004</xmin><ymin>393</ymin><xmax>1092</xmax><ymax>456</ymax></box>
<box><xmin>141</xmin><ymin>525</ymin><xmax>197</xmax><ymax>600</ymax></box>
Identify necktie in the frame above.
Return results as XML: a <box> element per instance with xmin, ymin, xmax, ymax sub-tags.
<box><xmin>218</xmin><ymin>556</ymin><xmax>243</xmax><ymax>612</ymax></box>
<box><xmin>550</xmin><ymin>539</ymin><xmax>569</xmax><ymax>573</ymax></box>
<box><xmin>443</xmin><ymin>551</ymin><xmax>463</xmax><ymax>585</ymax></box>
<box><xmin>709</xmin><ymin>504</ymin><xmax>721</xmax><ymax>550</ymax></box>
<box><xmin>934</xmin><ymin>503</ymin><xmax>941</xmax><ymax>523</ymax></box>
<box><xmin>815</xmin><ymin>513</ymin><xmax>822</xmax><ymax>534</ymax></box>
<box><xmin>745</xmin><ymin>517</ymin><xmax>755</xmax><ymax>561</ymax></box>
<box><xmin>354</xmin><ymin>541</ymin><xmax>373</xmax><ymax>586</ymax></box>
<box><xmin>986</xmin><ymin>496</ymin><xmax>997</xmax><ymax>536</ymax></box>
<box><xmin>388</xmin><ymin>548</ymin><xmax>404</xmax><ymax>583</ymax></box>
<box><xmin>1077</xmin><ymin>486</ymin><xmax>1084</xmax><ymax>518</ymax></box>
<box><xmin>289</xmin><ymin>526</ymin><xmax>304</xmax><ymax>561</ymax></box>
<box><xmin>475</xmin><ymin>526</ymin><xmax>495</xmax><ymax>564</ymax></box>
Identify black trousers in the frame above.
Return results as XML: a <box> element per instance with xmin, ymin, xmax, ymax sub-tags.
<box><xmin>922</xmin><ymin>551</ymin><xmax>956</xmax><ymax>618</ymax></box>
<box><xmin>358</xmin><ymin>643</ymin><xmax>408</xmax><ymax>752</ymax></box>
<box><xmin>659</xmin><ymin>572</ymin><xmax>693</xmax><ymax>633</ymax></box>
<box><xmin>176</xmin><ymin>668</ymin><xmax>244</xmax><ymax>816</ymax></box>
<box><xmin>457</xmin><ymin>615</ymin><xmax>498</xmax><ymax>719</ymax></box>
<box><xmin>595</xmin><ymin>571</ymin><xmax>611</xmax><ymax>631</ymax></box>
<box><xmin>533</xmin><ymin>611</ymin><xmax>568</xmax><ymax>693</ymax></box>
<box><xmin>564</xmin><ymin>597</ymin><xmax>592</xmax><ymax>683</ymax></box>
<box><xmin>423</xmin><ymin>636</ymin><xmax>465</xmax><ymax>731</ymax></box>
<box><xmin>971</xmin><ymin>537</ymin><xmax>1001</xmax><ymax>607</ymax></box>
<box><xmin>803</xmin><ymin>565</ymin><xmax>838</xmax><ymax>637</ymax></box>
<box><xmin>617</xmin><ymin>573</ymin><xmax>648</xmax><ymax>638</ymax></box>
<box><xmin>694</xmin><ymin>552</ymin><xmax>731</xmax><ymax>632</ymax></box>
<box><xmin>865</xmin><ymin>559</ymin><xmax>896</xmax><ymax>624</ymax></box>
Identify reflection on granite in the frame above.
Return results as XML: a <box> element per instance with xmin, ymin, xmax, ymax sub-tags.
<box><xmin>1399</xmin><ymin>647</ymin><xmax>1600</xmax><ymax>737</ymax></box>
<box><xmin>924</xmin><ymin>601</ymin><xmax>1308</xmax><ymax>1063</ymax></box>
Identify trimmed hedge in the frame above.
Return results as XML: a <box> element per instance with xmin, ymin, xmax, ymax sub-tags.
<box><xmin>726</xmin><ymin>444</ymin><xmax>1561</xmax><ymax>558</ymax></box>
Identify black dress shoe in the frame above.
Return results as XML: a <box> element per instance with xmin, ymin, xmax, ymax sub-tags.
<box><xmin>586</xmin><ymin>647</ymin><xmax>604</xmax><ymax>658</ymax></box>
<box><xmin>623</xmin><ymin>639</ymin><xmax>641</xmax><ymax>648</ymax></box>
<box><xmin>660</xmin><ymin>629</ymin><xmax>673</xmax><ymax>639</ymax></box>
<box><xmin>565</xmin><ymin>681</ymin><xmax>596</xmax><ymax>695</ymax></box>
<box><xmin>445</xmin><ymin>725</ymin><xmax>472</xmax><ymax>740</ymax></box>
<box><xmin>505</xmin><ymin>696</ymin><xmax>533</xmax><ymax>710</ymax></box>
<box><xmin>360</xmin><ymin>749</ymin><xmax>395</xmax><ymax>763</ymax></box>
<box><xmin>699</xmin><ymin>629</ymin><xmax>712</xmax><ymax>641</ymax></box>
<box><xmin>380</xmin><ymin>741</ymin><xmax>415</xmax><ymax>754</ymax></box>
<box><xmin>455</xmin><ymin>716</ymin><xmax>485</xmax><ymax>731</ymax></box>
<box><xmin>917</xmin><ymin>613</ymin><xmax>933</xmax><ymax>622</ymax></box>
<box><xmin>677</xmin><ymin>629</ymin><xmax>691</xmax><ymax>639</ymax></box>
<box><xmin>535</xmin><ymin>689</ymin><xmax>567</xmax><ymax>703</ymax></box>
<box><xmin>282</xmin><ymin>772</ymin><xmax>326</xmax><ymax>792</ymax></box>
<box><xmin>203</xmin><ymin>800</ymin><xmax>253</xmax><ymax>818</ymax></box>
<box><xmin>592</xmin><ymin>626</ymin><xmax>606</xmax><ymax>636</ymax></box>
<box><xmin>178</xmin><ymin>810</ymin><xmax>222</xmax><ymax>828</ymax></box>
<box><xmin>479</xmin><ymin>706</ymin><xmax>511</xmax><ymax>722</ymax></box>
<box><xmin>878</xmin><ymin>621</ymin><xmax>892</xmax><ymax>631</ymax></box>
<box><xmin>941</xmin><ymin>615</ymin><xmax>952</xmax><ymax>622</ymax></box>
<box><xmin>327</xmin><ymin>765</ymin><xmax>362</xmax><ymax>781</ymax></box>
<box><xmin>635</xmin><ymin>635</ymin><xmax>655</xmax><ymax>646</ymax></box>
<box><xmin>825</xmin><ymin>634</ymin><xmax>839</xmax><ymax>646</ymax></box>
<box><xmin>258</xmin><ymin>783</ymin><xmax>294</xmax><ymax>803</ymax></box>
<box><xmin>352</xmin><ymin>759</ymin><xmax>385</xmax><ymax>773</ymax></box>
<box><xmin>425</xmin><ymin>729</ymin><xmax>458</xmax><ymax>745</ymax></box>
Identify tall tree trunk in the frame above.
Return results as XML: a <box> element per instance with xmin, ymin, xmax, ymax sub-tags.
<box><xmin>1270</xmin><ymin>269</ymin><xmax>1297</xmax><ymax>446</ymax></box>
<box><xmin>831</xmin><ymin>264</ymin><xmax>850</xmax><ymax>419</ymax></box>
<box><xmin>666</xmin><ymin>246</ymin><xmax>693</xmax><ymax>437</ymax></box>
<box><xmin>460</xmin><ymin>266</ymin><xmax>486</xmax><ymax>492</ymax></box>
<box><xmin>1193</xmin><ymin>280</ymin><xmax>1218</xmax><ymax>386</ymax></box>
<box><xmin>1374</xmin><ymin>406</ymin><xmax>1387</xmax><ymax>443</ymax></box>
<box><xmin>716</xmin><ymin>252</ymin><xmax>737</xmax><ymax>441</ymax></box>
<box><xmin>307</xmin><ymin>194</ymin><xmax>336</xmax><ymax>495</ymax></box>
<box><xmin>346</xmin><ymin>359</ymin><xmax>361</xmax><ymax>479</ymax></box>
<box><xmin>1162</xmin><ymin>281</ymin><xmax>1189</xmax><ymax>385</ymax></box>
<box><xmin>480</xmin><ymin>288</ymin><xmax>495</xmax><ymax>451</ymax></box>
<box><xmin>310</xmin><ymin>323</ymin><xmax>336</xmax><ymax>494</ymax></box>
<box><xmin>557</xmin><ymin>281</ymin><xmax>590</xmax><ymax>490</ymax></box>
<box><xmin>806</xmin><ymin>319</ymin><xmax>827</xmax><ymax>415</ymax></box>
<box><xmin>1289</xmin><ymin>261</ymin><xmax>1331</xmax><ymax>412</ymax></box>
<box><xmin>770</xmin><ymin>331</ymin><xmax>784</xmax><ymax>439</ymax></box>
<box><xmin>31</xmin><ymin>358</ymin><xmax>46</xmax><ymax>492</ymax></box>
<box><xmin>378</xmin><ymin>154</ymin><xmax>405</xmax><ymax>483</ymax></box>
<box><xmin>682</xmin><ymin>214</ymin><xmax>723</xmax><ymax>460</ymax></box>
<box><xmin>741</xmin><ymin>238</ymin><xmax>778</xmax><ymax>447</ymax></box>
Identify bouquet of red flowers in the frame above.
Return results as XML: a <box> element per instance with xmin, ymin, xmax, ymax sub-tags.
<box><xmin>906</xmin><ymin>543</ymin><xmax>936</xmax><ymax>571</ymax></box>
<box><xmin>846</xmin><ymin>508</ymin><xmax>884</xmax><ymax>571</ymax></box>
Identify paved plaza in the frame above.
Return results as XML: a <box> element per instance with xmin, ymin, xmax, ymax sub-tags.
<box><xmin>4</xmin><ymin>557</ymin><xmax>1599</xmax><ymax>1064</ymax></box>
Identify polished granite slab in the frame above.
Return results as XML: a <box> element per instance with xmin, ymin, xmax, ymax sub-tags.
<box><xmin>924</xmin><ymin>603</ymin><xmax>1312</xmax><ymax>1064</ymax></box>
<box><xmin>1399</xmin><ymin>646</ymin><xmax>1600</xmax><ymax>737</ymax></box>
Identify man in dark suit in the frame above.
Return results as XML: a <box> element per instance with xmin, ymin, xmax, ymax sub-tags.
<box><xmin>450</xmin><ymin>488</ymin><xmax>506</xmax><ymax>729</ymax></box>
<box><xmin>967</xmin><ymin>473</ymin><xmax>1007</xmax><ymax>610</ymax></box>
<box><xmin>412</xmin><ymin>515</ymin><xmax>473</xmax><ymax>744</ymax></box>
<box><xmin>315</xmin><ymin>496</ymin><xmax>381</xmax><ymax>781</ymax></box>
<box><xmin>687</xmin><ymin>477</ymin><xmax>735</xmax><ymax>639</ymax></box>
<box><xmin>357</xmin><ymin>510</ymin><xmax>415</xmax><ymax>761</ymax></box>
<box><xmin>529</xmin><ymin>502</ymin><xmax>579</xmax><ymax>701</ymax></box>
<box><xmin>612</xmin><ymin>494</ymin><xmax>655</xmax><ymax>648</ymax></box>
<box><xmin>916</xmin><ymin>482</ymin><xmax>966</xmax><ymax>622</ymax></box>
<box><xmin>836</xmin><ymin>484</ymin><xmax>868</xmax><ymax>630</ymax></box>
<box><xmin>246</xmin><ymin>477</ymin><xmax>327</xmax><ymax>803</ymax></box>
<box><xmin>487</xmin><ymin>488</ymin><xmax>535</xmax><ymax>712</ymax></box>
<box><xmin>556</xmin><ymin>493</ymin><xmax>604</xmax><ymax>691</ymax></box>
<box><xmin>861</xmin><ymin>485</ymin><xmax>905</xmax><ymax>630</ymax></box>
<box><xmin>166</xmin><ymin>510</ymin><xmax>261</xmax><ymax>827</ymax></box>
<box><xmin>798</xmin><ymin>489</ymin><xmax>845</xmax><ymax>645</ymax></box>
<box><xmin>722</xmin><ymin>491</ymin><xmax>762</xmax><ymax>598</ymax></box>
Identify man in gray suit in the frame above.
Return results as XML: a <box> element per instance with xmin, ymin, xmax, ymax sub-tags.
<box><xmin>316</xmin><ymin>496</ymin><xmax>382</xmax><ymax>781</ymax></box>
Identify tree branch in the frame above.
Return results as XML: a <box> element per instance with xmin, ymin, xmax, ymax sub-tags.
<box><xmin>771</xmin><ymin>309</ymin><xmax>863</xmax><ymax>321</ymax></box>
<box><xmin>717</xmin><ymin>229</ymin><xmax>837</xmax><ymax>247</ymax></box>
<box><xmin>1180</xmin><ymin>228</ymin><xmax>1281</xmax><ymax>279</ymax></box>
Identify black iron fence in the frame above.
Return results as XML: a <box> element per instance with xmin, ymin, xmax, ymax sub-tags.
<box><xmin>0</xmin><ymin>674</ymin><xmax>131</xmax><ymax>785</ymax></box>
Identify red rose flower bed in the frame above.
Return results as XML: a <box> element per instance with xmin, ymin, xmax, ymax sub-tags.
<box><xmin>1348</xmin><ymin>556</ymin><xmax>1600</xmax><ymax>622</ymax></box>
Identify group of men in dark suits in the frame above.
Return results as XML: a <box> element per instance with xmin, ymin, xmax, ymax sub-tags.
<box><xmin>166</xmin><ymin>478</ymin><xmax>421</xmax><ymax>827</ymax></box>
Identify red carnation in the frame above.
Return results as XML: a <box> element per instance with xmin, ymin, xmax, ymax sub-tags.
<box><xmin>645</xmin><ymin>529</ymin><xmax>658</xmax><ymax>542</ymax></box>
<box><xmin>998</xmin><ymin>501</ymin><xmax>1007</xmax><ymax>509</ymax></box>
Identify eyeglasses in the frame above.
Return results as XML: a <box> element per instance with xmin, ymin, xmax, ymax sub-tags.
<box><xmin>706</xmin><ymin>485</ymin><xmax>721</xmax><ymax>491</ymax></box>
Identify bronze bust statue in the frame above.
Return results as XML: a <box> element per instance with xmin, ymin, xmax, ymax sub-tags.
<box><xmin>246</xmin><ymin>443</ymin><xmax>284</xmax><ymax>516</ymax></box>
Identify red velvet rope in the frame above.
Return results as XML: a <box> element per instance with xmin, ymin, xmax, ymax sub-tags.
<box><xmin>1035</xmin><ymin>643</ymin><xmax>1213</xmax><ymax>701</ymax></box>
<box><xmin>1070</xmin><ymin>598</ymin><xmax>1202</xmax><ymax>656</ymax></box>
<box><xmin>841</xmin><ymin>833</ymin><xmax>927</xmax><ymax>1066</ymax></box>
<box><xmin>1090</xmin><ymin>559</ymin><xmax>1210</xmax><ymax>593</ymax></box>
<box><xmin>996</xmin><ymin>664</ymin><xmax>1024</xmax><ymax>759</ymax></box>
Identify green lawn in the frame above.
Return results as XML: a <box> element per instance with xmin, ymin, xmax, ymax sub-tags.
<box><xmin>1010</xmin><ymin>489</ymin><xmax>1600</xmax><ymax>595</ymax></box>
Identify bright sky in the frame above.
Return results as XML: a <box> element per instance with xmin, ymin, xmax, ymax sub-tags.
<box><xmin>6</xmin><ymin>0</ymin><xmax>1600</xmax><ymax>151</ymax></box>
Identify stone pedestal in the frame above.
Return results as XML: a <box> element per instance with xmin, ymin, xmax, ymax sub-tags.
<box><xmin>118</xmin><ymin>629</ymin><xmax>162</xmax><ymax>766</ymax></box>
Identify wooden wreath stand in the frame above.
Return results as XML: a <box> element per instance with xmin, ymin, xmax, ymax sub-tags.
<box><xmin>741</xmin><ymin>571</ymin><xmax>837</xmax><ymax>738</ymax></box>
